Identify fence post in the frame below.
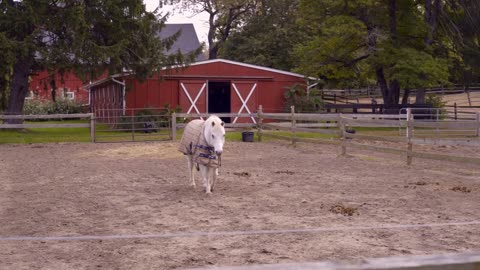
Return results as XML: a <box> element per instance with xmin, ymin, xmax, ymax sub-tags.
<box><xmin>339</xmin><ymin>114</ymin><xmax>346</xmax><ymax>156</ymax></box>
<box><xmin>454</xmin><ymin>102</ymin><xmax>457</xmax><ymax>120</ymax></box>
<box><xmin>476</xmin><ymin>112</ymin><xmax>480</xmax><ymax>138</ymax></box>
<box><xmin>131</xmin><ymin>114</ymin><xmax>135</xmax><ymax>141</ymax></box>
<box><xmin>406</xmin><ymin>108</ymin><xmax>413</xmax><ymax>165</ymax></box>
<box><xmin>257</xmin><ymin>105</ymin><xmax>263</xmax><ymax>142</ymax></box>
<box><xmin>89</xmin><ymin>113</ymin><xmax>96</xmax><ymax>143</ymax></box>
<box><xmin>291</xmin><ymin>106</ymin><xmax>296</xmax><ymax>146</ymax></box>
<box><xmin>171</xmin><ymin>112</ymin><xmax>177</xmax><ymax>141</ymax></box>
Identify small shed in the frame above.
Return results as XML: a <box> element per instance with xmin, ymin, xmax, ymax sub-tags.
<box><xmin>86</xmin><ymin>59</ymin><xmax>311</xmax><ymax>123</ymax></box>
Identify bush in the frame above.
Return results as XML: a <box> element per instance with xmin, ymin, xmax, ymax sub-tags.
<box><xmin>23</xmin><ymin>99</ymin><xmax>86</xmax><ymax>115</ymax></box>
<box><xmin>425</xmin><ymin>93</ymin><xmax>447</xmax><ymax>119</ymax></box>
<box><xmin>284</xmin><ymin>87</ymin><xmax>325</xmax><ymax>113</ymax></box>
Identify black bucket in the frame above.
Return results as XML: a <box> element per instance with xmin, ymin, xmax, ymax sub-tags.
<box><xmin>241</xmin><ymin>131</ymin><xmax>254</xmax><ymax>142</ymax></box>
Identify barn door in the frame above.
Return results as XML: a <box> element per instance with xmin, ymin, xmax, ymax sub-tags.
<box><xmin>231</xmin><ymin>81</ymin><xmax>257</xmax><ymax>123</ymax></box>
<box><xmin>179</xmin><ymin>80</ymin><xmax>207</xmax><ymax>118</ymax></box>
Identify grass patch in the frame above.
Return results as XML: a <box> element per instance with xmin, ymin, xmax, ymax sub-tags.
<box><xmin>0</xmin><ymin>120</ymin><xmax>93</xmax><ymax>144</ymax></box>
<box><xmin>0</xmin><ymin>121</ymin><xmax>260</xmax><ymax>144</ymax></box>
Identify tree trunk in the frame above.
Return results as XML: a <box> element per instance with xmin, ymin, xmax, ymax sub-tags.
<box><xmin>389</xmin><ymin>0</ymin><xmax>397</xmax><ymax>41</ymax></box>
<box><xmin>207</xmin><ymin>11</ymin><xmax>217</xmax><ymax>59</ymax></box>
<box><xmin>50</xmin><ymin>75</ymin><xmax>57</xmax><ymax>102</ymax></box>
<box><xmin>6</xmin><ymin>57</ymin><xmax>31</xmax><ymax>123</ymax></box>
<box><xmin>209</xmin><ymin>44</ymin><xmax>219</xmax><ymax>59</ymax></box>
<box><xmin>416</xmin><ymin>88</ymin><xmax>426</xmax><ymax>104</ymax></box>
<box><xmin>390</xmin><ymin>79</ymin><xmax>400</xmax><ymax>104</ymax></box>
<box><xmin>401</xmin><ymin>88</ymin><xmax>410</xmax><ymax>105</ymax></box>
<box><xmin>0</xmin><ymin>77</ymin><xmax>8</xmax><ymax>112</ymax></box>
<box><xmin>376</xmin><ymin>67</ymin><xmax>390</xmax><ymax>105</ymax></box>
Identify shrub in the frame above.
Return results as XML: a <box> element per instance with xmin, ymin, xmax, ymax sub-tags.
<box><xmin>23</xmin><ymin>99</ymin><xmax>86</xmax><ymax>115</ymax></box>
<box><xmin>425</xmin><ymin>93</ymin><xmax>447</xmax><ymax>119</ymax></box>
<box><xmin>284</xmin><ymin>86</ymin><xmax>325</xmax><ymax>113</ymax></box>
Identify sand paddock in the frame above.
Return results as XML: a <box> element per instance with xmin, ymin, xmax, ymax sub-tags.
<box><xmin>0</xmin><ymin>140</ymin><xmax>479</xmax><ymax>269</ymax></box>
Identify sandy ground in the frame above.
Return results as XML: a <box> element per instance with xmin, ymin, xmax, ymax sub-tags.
<box><xmin>0</xmin><ymin>140</ymin><xmax>479</xmax><ymax>270</ymax></box>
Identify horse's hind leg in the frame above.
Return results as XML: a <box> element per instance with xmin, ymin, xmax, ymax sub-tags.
<box><xmin>186</xmin><ymin>155</ymin><xmax>196</xmax><ymax>187</ymax></box>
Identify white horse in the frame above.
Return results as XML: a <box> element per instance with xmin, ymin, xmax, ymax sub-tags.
<box><xmin>178</xmin><ymin>115</ymin><xmax>225</xmax><ymax>193</ymax></box>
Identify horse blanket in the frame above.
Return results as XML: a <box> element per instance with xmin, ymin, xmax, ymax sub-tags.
<box><xmin>178</xmin><ymin>119</ymin><xmax>220</xmax><ymax>168</ymax></box>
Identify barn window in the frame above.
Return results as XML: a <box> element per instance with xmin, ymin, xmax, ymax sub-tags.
<box><xmin>64</xmin><ymin>91</ymin><xmax>75</xmax><ymax>100</ymax></box>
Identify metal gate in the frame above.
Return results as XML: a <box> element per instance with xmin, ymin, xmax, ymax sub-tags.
<box><xmin>93</xmin><ymin>108</ymin><xmax>172</xmax><ymax>143</ymax></box>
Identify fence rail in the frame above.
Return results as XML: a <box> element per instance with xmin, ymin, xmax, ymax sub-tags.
<box><xmin>3</xmin><ymin>107</ymin><xmax>480</xmax><ymax>165</ymax></box>
<box><xmin>187</xmin><ymin>252</ymin><xmax>480</xmax><ymax>270</ymax></box>
<box><xmin>255</xmin><ymin>106</ymin><xmax>480</xmax><ymax>165</ymax></box>
<box><xmin>0</xmin><ymin>113</ymin><xmax>95</xmax><ymax>142</ymax></box>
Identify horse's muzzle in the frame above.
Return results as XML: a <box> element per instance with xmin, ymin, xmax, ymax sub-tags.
<box><xmin>216</xmin><ymin>151</ymin><xmax>223</xmax><ymax>156</ymax></box>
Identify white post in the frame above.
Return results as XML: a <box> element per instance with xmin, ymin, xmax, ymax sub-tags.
<box><xmin>291</xmin><ymin>106</ymin><xmax>296</xmax><ymax>146</ymax></box>
<box><xmin>257</xmin><ymin>105</ymin><xmax>263</xmax><ymax>142</ymax></box>
<box><xmin>339</xmin><ymin>114</ymin><xmax>346</xmax><ymax>156</ymax></box>
<box><xmin>171</xmin><ymin>112</ymin><xmax>177</xmax><ymax>141</ymax></box>
<box><xmin>406</xmin><ymin>108</ymin><xmax>413</xmax><ymax>165</ymax></box>
<box><xmin>89</xmin><ymin>113</ymin><xmax>96</xmax><ymax>143</ymax></box>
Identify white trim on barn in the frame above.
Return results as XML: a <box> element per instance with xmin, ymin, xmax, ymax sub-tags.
<box><xmin>180</xmin><ymin>81</ymin><xmax>207</xmax><ymax>119</ymax></box>
<box><xmin>232</xmin><ymin>82</ymin><xmax>257</xmax><ymax>124</ymax></box>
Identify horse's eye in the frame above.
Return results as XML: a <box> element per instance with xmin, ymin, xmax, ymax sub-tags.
<box><xmin>212</xmin><ymin>134</ymin><xmax>215</xmax><ymax>139</ymax></box>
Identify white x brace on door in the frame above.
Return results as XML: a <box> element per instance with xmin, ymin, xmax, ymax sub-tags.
<box><xmin>232</xmin><ymin>82</ymin><xmax>257</xmax><ymax>124</ymax></box>
<box><xmin>179</xmin><ymin>81</ymin><xmax>207</xmax><ymax>119</ymax></box>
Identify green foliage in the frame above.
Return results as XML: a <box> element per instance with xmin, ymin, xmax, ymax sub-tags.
<box><xmin>425</xmin><ymin>93</ymin><xmax>447</xmax><ymax>119</ymax></box>
<box><xmin>388</xmin><ymin>48</ymin><xmax>450</xmax><ymax>89</ymax></box>
<box><xmin>221</xmin><ymin>0</ymin><xmax>300</xmax><ymax>71</ymax></box>
<box><xmin>425</xmin><ymin>93</ymin><xmax>446</xmax><ymax>109</ymax></box>
<box><xmin>23</xmin><ymin>99</ymin><xmax>87</xmax><ymax>115</ymax></box>
<box><xmin>294</xmin><ymin>0</ymin><xmax>477</xmax><ymax>105</ymax></box>
<box><xmin>284</xmin><ymin>85</ymin><xmax>324</xmax><ymax>113</ymax></box>
<box><xmin>1</xmin><ymin>0</ymin><xmax>200</xmax><ymax>117</ymax></box>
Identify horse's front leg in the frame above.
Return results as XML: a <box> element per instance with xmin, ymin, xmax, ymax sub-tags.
<box><xmin>199</xmin><ymin>165</ymin><xmax>212</xmax><ymax>193</ymax></box>
<box><xmin>211</xmin><ymin>168</ymin><xmax>218</xmax><ymax>192</ymax></box>
<box><xmin>186</xmin><ymin>155</ymin><xmax>196</xmax><ymax>187</ymax></box>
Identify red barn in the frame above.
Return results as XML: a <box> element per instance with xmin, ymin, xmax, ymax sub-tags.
<box><xmin>86</xmin><ymin>59</ymin><xmax>312</xmax><ymax>123</ymax></box>
<box><xmin>28</xmin><ymin>70</ymin><xmax>91</xmax><ymax>103</ymax></box>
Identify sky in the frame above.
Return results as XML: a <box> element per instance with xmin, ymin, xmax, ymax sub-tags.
<box><xmin>144</xmin><ymin>0</ymin><xmax>209</xmax><ymax>44</ymax></box>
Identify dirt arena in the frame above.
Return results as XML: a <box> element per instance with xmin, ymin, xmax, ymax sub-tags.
<box><xmin>0</xmin><ymin>140</ymin><xmax>479</xmax><ymax>270</ymax></box>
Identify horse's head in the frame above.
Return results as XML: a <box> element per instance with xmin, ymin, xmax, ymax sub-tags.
<box><xmin>204</xmin><ymin>115</ymin><xmax>225</xmax><ymax>156</ymax></box>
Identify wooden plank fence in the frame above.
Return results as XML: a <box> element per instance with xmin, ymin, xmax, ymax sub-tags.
<box><xmin>255</xmin><ymin>106</ymin><xmax>480</xmax><ymax>165</ymax></box>
<box><xmin>0</xmin><ymin>113</ymin><xmax>95</xmax><ymax>142</ymax></box>
<box><xmin>187</xmin><ymin>252</ymin><xmax>480</xmax><ymax>270</ymax></box>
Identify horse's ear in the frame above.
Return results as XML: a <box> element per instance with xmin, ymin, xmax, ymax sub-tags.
<box><xmin>221</xmin><ymin>121</ymin><xmax>225</xmax><ymax>126</ymax></box>
<box><xmin>211</xmin><ymin>121</ymin><xmax>215</xmax><ymax>127</ymax></box>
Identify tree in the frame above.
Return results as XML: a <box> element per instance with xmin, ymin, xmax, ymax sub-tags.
<box><xmin>294</xmin><ymin>0</ymin><xmax>450</xmax><ymax>108</ymax></box>
<box><xmin>0</xmin><ymin>32</ymin><xmax>14</xmax><ymax>112</ymax></box>
<box><xmin>0</xmin><ymin>0</ymin><xmax>200</xmax><ymax>121</ymax></box>
<box><xmin>161</xmin><ymin>0</ymin><xmax>256</xmax><ymax>59</ymax></box>
<box><xmin>221</xmin><ymin>0</ymin><xmax>301</xmax><ymax>71</ymax></box>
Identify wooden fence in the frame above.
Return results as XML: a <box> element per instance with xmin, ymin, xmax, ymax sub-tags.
<box><xmin>0</xmin><ymin>113</ymin><xmax>95</xmax><ymax>142</ymax></box>
<box><xmin>256</xmin><ymin>106</ymin><xmax>480</xmax><ymax>165</ymax></box>
<box><xmin>187</xmin><ymin>252</ymin><xmax>480</xmax><ymax>270</ymax></box>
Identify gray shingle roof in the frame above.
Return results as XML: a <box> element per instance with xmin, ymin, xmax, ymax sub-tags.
<box><xmin>158</xmin><ymin>23</ymin><xmax>206</xmax><ymax>62</ymax></box>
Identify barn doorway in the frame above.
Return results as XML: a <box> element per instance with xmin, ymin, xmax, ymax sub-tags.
<box><xmin>208</xmin><ymin>81</ymin><xmax>231</xmax><ymax>123</ymax></box>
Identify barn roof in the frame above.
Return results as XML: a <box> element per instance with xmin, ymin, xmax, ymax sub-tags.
<box><xmin>84</xmin><ymin>59</ymin><xmax>315</xmax><ymax>89</ymax></box>
<box><xmin>186</xmin><ymin>59</ymin><xmax>312</xmax><ymax>79</ymax></box>
<box><xmin>158</xmin><ymin>23</ymin><xmax>206</xmax><ymax>62</ymax></box>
